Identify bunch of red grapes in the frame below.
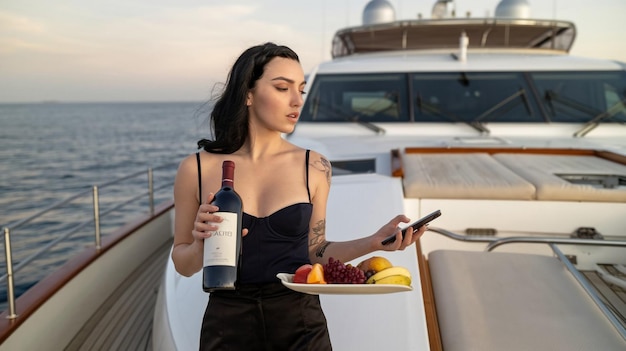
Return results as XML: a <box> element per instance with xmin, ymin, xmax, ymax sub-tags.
<box><xmin>323</xmin><ymin>257</ymin><xmax>366</xmax><ymax>284</ymax></box>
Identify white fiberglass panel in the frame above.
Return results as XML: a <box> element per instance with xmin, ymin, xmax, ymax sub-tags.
<box><xmin>322</xmin><ymin>174</ymin><xmax>430</xmax><ymax>351</ymax></box>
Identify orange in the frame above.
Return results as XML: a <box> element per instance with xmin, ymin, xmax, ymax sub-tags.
<box><xmin>306</xmin><ymin>263</ymin><xmax>327</xmax><ymax>284</ymax></box>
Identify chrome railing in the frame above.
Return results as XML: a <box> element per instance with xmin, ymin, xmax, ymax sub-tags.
<box><xmin>1</xmin><ymin>163</ymin><xmax>176</xmax><ymax>320</ymax></box>
<box><xmin>427</xmin><ymin>226</ymin><xmax>626</xmax><ymax>252</ymax></box>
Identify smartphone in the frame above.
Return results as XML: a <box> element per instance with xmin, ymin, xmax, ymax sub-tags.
<box><xmin>381</xmin><ymin>209</ymin><xmax>441</xmax><ymax>245</ymax></box>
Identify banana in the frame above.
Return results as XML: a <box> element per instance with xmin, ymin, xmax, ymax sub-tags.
<box><xmin>366</xmin><ymin>266</ymin><xmax>412</xmax><ymax>284</ymax></box>
<box><xmin>372</xmin><ymin>274</ymin><xmax>411</xmax><ymax>286</ymax></box>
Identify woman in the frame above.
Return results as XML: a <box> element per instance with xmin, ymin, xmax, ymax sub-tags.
<box><xmin>171</xmin><ymin>42</ymin><xmax>427</xmax><ymax>350</ymax></box>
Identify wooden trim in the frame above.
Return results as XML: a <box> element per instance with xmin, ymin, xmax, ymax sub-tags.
<box><xmin>403</xmin><ymin>147</ymin><xmax>626</xmax><ymax>166</ymax></box>
<box><xmin>596</xmin><ymin>150</ymin><xmax>626</xmax><ymax>166</ymax></box>
<box><xmin>404</xmin><ymin>146</ymin><xmax>598</xmax><ymax>156</ymax></box>
<box><xmin>0</xmin><ymin>200</ymin><xmax>174</xmax><ymax>344</ymax></box>
<box><xmin>416</xmin><ymin>239</ymin><xmax>442</xmax><ymax>351</ymax></box>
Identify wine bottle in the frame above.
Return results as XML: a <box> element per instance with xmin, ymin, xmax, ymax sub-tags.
<box><xmin>203</xmin><ymin>160</ymin><xmax>243</xmax><ymax>292</ymax></box>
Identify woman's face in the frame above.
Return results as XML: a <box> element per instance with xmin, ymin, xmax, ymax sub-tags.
<box><xmin>246</xmin><ymin>57</ymin><xmax>305</xmax><ymax>134</ymax></box>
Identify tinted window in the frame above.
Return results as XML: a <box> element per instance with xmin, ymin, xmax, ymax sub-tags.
<box><xmin>301</xmin><ymin>74</ymin><xmax>409</xmax><ymax>122</ymax></box>
<box><xmin>412</xmin><ymin>72</ymin><xmax>540</xmax><ymax>123</ymax></box>
<box><xmin>531</xmin><ymin>71</ymin><xmax>626</xmax><ymax>123</ymax></box>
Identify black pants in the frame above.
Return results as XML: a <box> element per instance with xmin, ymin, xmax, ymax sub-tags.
<box><xmin>200</xmin><ymin>283</ymin><xmax>332</xmax><ymax>351</ymax></box>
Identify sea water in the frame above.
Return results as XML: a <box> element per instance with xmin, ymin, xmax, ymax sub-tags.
<box><xmin>0</xmin><ymin>102</ymin><xmax>210</xmax><ymax>310</ymax></box>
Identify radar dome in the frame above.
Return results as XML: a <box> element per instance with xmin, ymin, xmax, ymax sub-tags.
<box><xmin>362</xmin><ymin>0</ymin><xmax>395</xmax><ymax>25</ymax></box>
<box><xmin>495</xmin><ymin>0</ymin><xmax>530</xmax><ymax>18</ymax></box>
<box><xmin>431</xmin><ymin>0</ymin><xmax>454</xmax><ymax>19</ymax></box>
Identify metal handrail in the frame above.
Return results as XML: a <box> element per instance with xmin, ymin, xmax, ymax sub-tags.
<box><xmin>2</xmin><ymin>163</ymin><xmax>174</xmax><ymax>232</ymax></box>
<box><xmin>486</xmin><ymin>236</ymin><xmax>626</xmax><ymax>251</ymax></box>
<box><xmin>426</xmin><ymin>226</ymin><xmax>498</xmax><ymax>244</ymax></box>
<box><xmin>1</xmin><ymin>162</ymin><xmax>177</xmax><ymax>319</ymax></box>
<box><xmin>427</xmin><ymin>226</ymin><xmax>626</xmax><ymax>251</ymax></box>
<box><xmin>0</xmin><ymin>182</ymin><xmax>171</xmax><ymax>284</ymax></box>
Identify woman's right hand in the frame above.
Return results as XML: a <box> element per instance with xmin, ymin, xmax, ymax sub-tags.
<box><xmin>192</xmin><ymin>192</ymin><xmax>223</xmax><ymax>243</ymax></box>
<box><xmin>191</xmin><ymin>192</ymin><xmax>249</xmax><ymax>243</ymax></box>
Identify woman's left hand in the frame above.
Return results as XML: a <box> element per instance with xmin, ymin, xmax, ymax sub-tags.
<box><xmin>374</xmin><ymin>214</ymin><xmax>428</xmax><ymax>251</ymax></box>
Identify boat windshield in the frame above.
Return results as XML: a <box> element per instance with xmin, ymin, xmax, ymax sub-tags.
<box><xmin>531</xmin><ymin>71</ymin><xmax>626</xmax><ymax>123</ymax></box>
<box><xmin>300</xmin><ymin>71</ymin><xmax>626</xmax><ymax>125</ymax></box>
<box><xmin>301</xmin><ymin>73</ymin><xmax>409</xmax><ymax>122</ymax></box>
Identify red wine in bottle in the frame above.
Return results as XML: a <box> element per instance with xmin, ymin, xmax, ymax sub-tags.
<box><xmin>203</xmin><ymin>160</ymin><xmax>243</xmax><ymax>292</ymax></box>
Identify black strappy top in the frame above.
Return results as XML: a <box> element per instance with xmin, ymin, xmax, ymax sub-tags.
<box><xmin>196</xmin><ymin>150</ymin><xmax>313</xmax><ymax>284</ymax></box>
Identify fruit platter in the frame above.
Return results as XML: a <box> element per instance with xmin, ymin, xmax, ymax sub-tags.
<box><xmin>276</xmin><ymin>257</ymin><xmax>413</xmax><ymax>295</ymax></box>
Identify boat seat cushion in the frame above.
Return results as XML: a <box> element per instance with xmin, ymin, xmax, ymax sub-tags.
<box><xmin>493</xmin><ymin>154</ymin><xmax>626</xmax><ymax>202</ymax></box>
<box><xmin>428</xmin><ymin>250</ymin><xmax>626</xmax><ymax>351</ymax></box>
<box><xmin>401</xmin><ymin>153</ymin><xmax>536</xmax><ymax>200</ymax></box>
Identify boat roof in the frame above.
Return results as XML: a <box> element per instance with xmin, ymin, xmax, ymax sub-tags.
<box><xmin>314</xmin><ymin>50</ymin><xmax>626</xmax><ymax>74</ymax></box>
<box><xmin>332</xmin><ymin>18</ymin><xmax>577</xmax><ymax>58</ymax></box>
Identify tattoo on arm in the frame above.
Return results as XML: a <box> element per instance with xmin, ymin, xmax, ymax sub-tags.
<box><xmin>310</xmin><ymin>219</ymin><xmax>325</xmax><ymax>246</ymax></box>
<box><xmin>310</xmin><ymin>219</ymin><xmax>331</xmax><ymax>257</ymax></box>
<box><xmin>315</xmin><ymin>242</ymin><xmax>331</xmax><ymax>258</ymax></box>
<box><xmin>311</xmin><ymin>157</ymin><xmax>332</xmax><ymax>187</ymax></box>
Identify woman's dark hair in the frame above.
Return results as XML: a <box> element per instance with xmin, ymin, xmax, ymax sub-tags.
<box><xmin>197</xmin><ymin>42</ymin><xmax>300</xmax><ymax>154</ymax></box>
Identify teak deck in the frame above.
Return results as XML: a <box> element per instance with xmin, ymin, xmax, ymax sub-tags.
<box><xmin>65</xmin><ymin>240</ymin><xmax>171</xmax><ymax>351</ymax></box>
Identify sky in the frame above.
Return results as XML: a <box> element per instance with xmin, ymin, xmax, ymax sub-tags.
<box><xmin>1</xmin><ymin>0</ymin><xmax>625</xmax><ymax>103</ymax></box>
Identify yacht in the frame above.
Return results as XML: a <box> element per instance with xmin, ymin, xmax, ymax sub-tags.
<box><xmin>155</xmin><ymin>1</ymin><xmax>626</xmax><ymax>350</ymax></box>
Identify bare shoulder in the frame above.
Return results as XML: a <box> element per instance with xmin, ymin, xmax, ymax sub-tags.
<box><xmin>307</xmin><ymin>150</ymin><xmax>332</xmax><ymax>171</ymax></box>
<box><xmin>176</xmin><ymin>153</ymin><xmax>198</xmax><ymax>176</ymax></box>
<box><xmin>175</xmin><ymin>151</ymin><xmax>216</xmax><ymax>183</ymax></box>
<box><xmin>178</xmin><ymin>150</ymin><xmax>224</xmax><ymax>171</ymax></box>
<box><xmin>177</xmin><ymin>151</ymin><xmax>214</xmax><ymax>179</ymax></box>
<box><xmin>174</xmin><ymin>154</ymin><xmax>201</xmax><ymax>204</ymax></box>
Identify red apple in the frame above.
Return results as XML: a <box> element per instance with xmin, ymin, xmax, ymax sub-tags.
<box><xmin>293</xmin><ymin>264</ymin><xmax>313</xmax><ymax>283</ymax></box>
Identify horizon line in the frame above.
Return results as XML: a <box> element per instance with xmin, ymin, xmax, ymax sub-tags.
<box><xmin>0</xmin><ymin>100</ymin><xmax>210</xmax><ymax>106</ymax></box>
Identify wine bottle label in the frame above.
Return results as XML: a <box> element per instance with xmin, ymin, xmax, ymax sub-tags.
<box><xmin>203</xmin><ymin>212</ymin><xmax>238</xmax><ymax>267</ymax></box>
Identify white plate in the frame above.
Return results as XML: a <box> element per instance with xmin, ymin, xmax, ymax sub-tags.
<box><xmin>276</xmin><ymin>273</ymin><xmax>412</xmax><ymax>295</ymax></box>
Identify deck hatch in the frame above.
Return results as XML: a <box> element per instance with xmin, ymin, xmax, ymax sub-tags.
<box><xmin>556</xmin><ymin>174</ymin><xmax>626</xmax><ymax>189</ymax></box>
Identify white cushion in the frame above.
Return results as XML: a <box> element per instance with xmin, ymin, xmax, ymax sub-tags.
<box><xmin>493</xmin><ymin>154</ymin><xmax>626</xmax><ymax>202</ymax></box>
<box><xmin>428</xmin><ymin>250</ymin><xmax>626</xmax><ymax>351</ymax></box>
<box><xmin>402</xmin><ymin>153</ymin><xmax>535</xmax><ymax>200</ymax></box>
